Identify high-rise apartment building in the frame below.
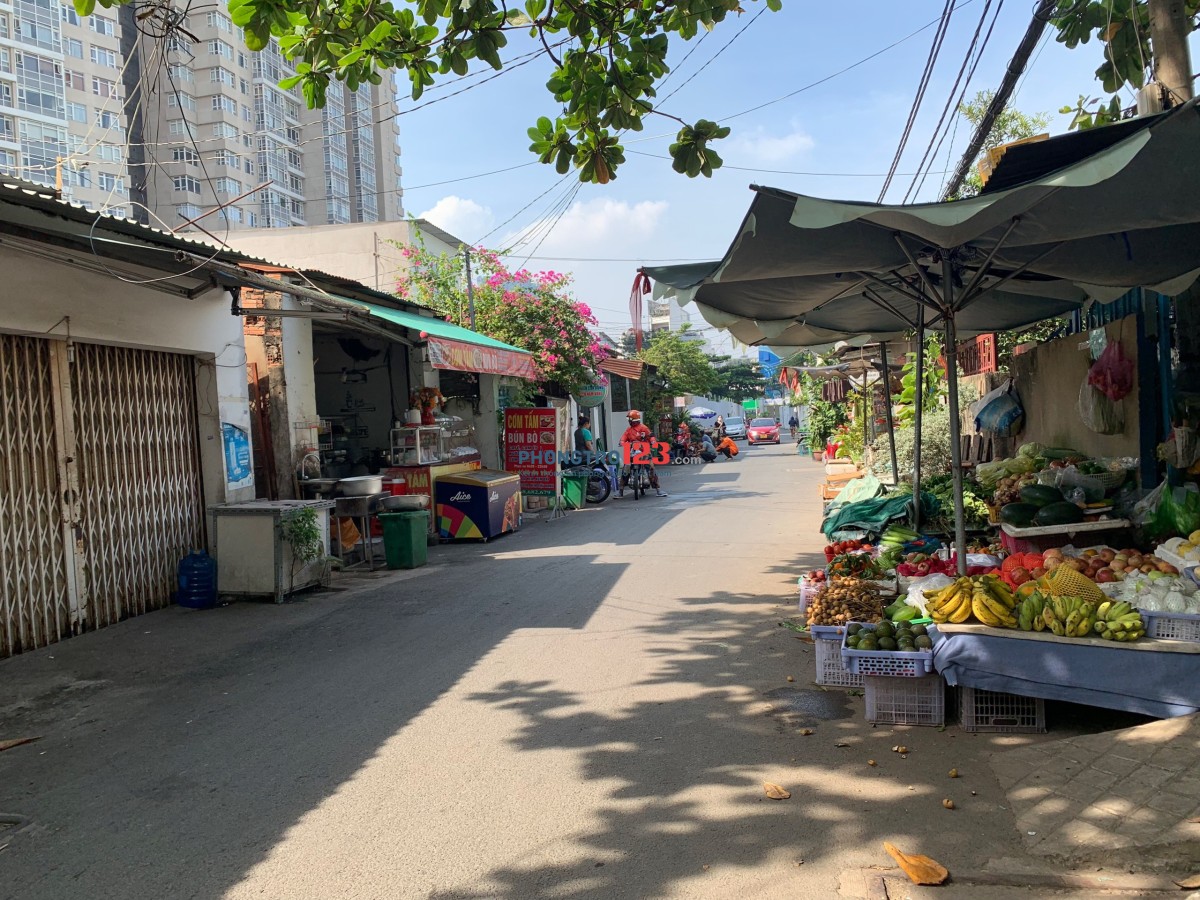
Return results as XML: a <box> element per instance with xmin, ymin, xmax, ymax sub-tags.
<box><xmin>0</xmin><ymin>0</ymin><xmax>403</xmax><ymax>229</ymax></box>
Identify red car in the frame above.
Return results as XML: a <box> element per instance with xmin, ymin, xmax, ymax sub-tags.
<box><xmin>747</xmin><ymin>417</ymin><xmax>781</xmax><ymax>445</ymax></box>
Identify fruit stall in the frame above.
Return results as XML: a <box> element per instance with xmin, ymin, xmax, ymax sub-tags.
<box><xmin>796</xmin><ymin>442</ymin><xmax>1200</xmax><ymax>729</ymax></box>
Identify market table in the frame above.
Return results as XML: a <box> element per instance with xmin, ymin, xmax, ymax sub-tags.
<box><xmin>930</xmin><ymin>624</ymin><xmax>1200</xmax><ymax>718</ymax></box>
<box><xmin>998</xmin><ymin>519</ymin><xmax>1131</xmax><ymax>554</ymax></box>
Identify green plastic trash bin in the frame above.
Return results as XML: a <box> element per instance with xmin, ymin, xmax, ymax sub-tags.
<box><xmin>380</xmin><ymin>511</ymin><xmax>428</xmax><ymax>569</ymax></box>
<box><xmin>561</xmin><ymin>473</ymin><xmax>589</xmax><ymax>510</ymax></box>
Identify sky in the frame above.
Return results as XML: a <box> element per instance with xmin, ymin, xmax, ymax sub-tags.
<box><xmin>386</xmin><ymin>1</ymin><xmax>1162</xmax><ymax>353</ymax></box>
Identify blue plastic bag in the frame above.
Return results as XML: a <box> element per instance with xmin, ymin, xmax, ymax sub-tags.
<box><xmin>974</xmin><ymin>380</ymin><xmax>1024</xmax><ymax>437</ymax></box>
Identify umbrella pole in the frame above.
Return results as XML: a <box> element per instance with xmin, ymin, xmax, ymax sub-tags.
<box><xmin>879</xmin><ymin>343</ymin><xmax>900</xmax><ymax>487</ymax></box>
<box><xmin>941</xmin><ymin>258</ymin><xmax>968</xmax><ymax>577</ymax></box>
<box><xmin>912</xmin><ymin>310</ymin><xmax>924</xmax><ymax>532</ymax></box>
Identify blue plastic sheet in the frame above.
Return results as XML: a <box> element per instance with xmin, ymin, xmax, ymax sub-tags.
<box><xmin>931</xmin><ymin>626</ymin><xmax>1200</xmax><ymax>718</ymax></box>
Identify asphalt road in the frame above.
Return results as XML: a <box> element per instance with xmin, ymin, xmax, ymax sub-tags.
<box><xmin>1</xmin><ymin>443</ymin><xmax>1056</xmax><ymax>899</ymax></box>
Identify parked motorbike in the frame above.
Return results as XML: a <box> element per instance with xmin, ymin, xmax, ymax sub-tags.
<box><xmin>585</xmin><ymin>458</ymin><xmax>614</xmax><ymax>504</ymax></box>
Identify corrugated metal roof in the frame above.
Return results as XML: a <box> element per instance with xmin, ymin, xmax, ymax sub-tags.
<box><xmin>980</xmin><ymin>114</ymin><xmax>1162</xmax><ymax>195</ymax></box>
<box><xmin>600</xmin><ymin>358</ymin><xmax>649</xmax><ymax>380</ymax></box>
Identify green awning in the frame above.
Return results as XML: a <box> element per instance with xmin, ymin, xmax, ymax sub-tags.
<box><xmin>350</xmin><ymin>300</ymin><xmax>536</xmax><ymax>379</ymax></box>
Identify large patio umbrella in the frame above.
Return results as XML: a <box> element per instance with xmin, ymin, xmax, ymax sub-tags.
<box><xmin>646</xmin><ymin>101</ymin><xmax>1200</xmax><ymax>572</ymax></box>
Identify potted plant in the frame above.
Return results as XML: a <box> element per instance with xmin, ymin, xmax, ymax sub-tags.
<box><xmin>807</xmin><ymin>429</ymin><xmax>825</xmax><ymax>462</ymax></box>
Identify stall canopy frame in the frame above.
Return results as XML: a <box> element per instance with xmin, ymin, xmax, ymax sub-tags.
<box><xmin>645</xmin><ymin>100</ymin><xmax>1200</xmax><ymax>572</ymax></box>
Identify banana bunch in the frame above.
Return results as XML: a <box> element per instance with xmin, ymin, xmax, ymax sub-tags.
<box><xmin>927</xmin><ymin>578</ymin><xmax>974</xmax><ymax>624</ymax></box>
<box><xmin>1092</xmin><ymin>601</ymin><xmax>1146</xmax><ymax>641</ymax></box>
<box><xmin>1017</xmin><ymin>592</ymin><xmax>1047</xmax><ymax>632</ymax></box>
<box><xmin>927</xmin><ymin>576</ymin><xmax>1017</xmax><ymax>627</ymax></box>
<box><xmin>971</xmin><ymin>575</ymin><xmax>1018</xmax><ymax>628</ymax></box>
<box><xmin>1039</xmin><ymin>595</ymin><xmax>1097</xmax><ymax>638</ymax></box>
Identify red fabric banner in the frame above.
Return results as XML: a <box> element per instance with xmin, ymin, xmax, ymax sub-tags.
<box><xmin>426</xmin><ymin>336</ymin><xmax>536</xmax><ymax>379</ymax></box>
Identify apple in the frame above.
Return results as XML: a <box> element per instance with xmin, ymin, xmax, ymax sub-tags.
<box><xmin>1096</xmin><ymin>568</ymin><xmax>1116</xmax><ymax>583</ymax></box>
<box><xmin>1099</xmin><ymin>549</ymin><xmax>1116</xmax><ymax>563</ymax></box>
<box><xmin>1043</xmin><ymin>549</ymin><xmax>1064</xmax><ymax>561</ymax></box>
<box><xmin>1140</xmin><ymin>564</ymin><xmax>1156</xmax><ymax>574</ymax></box>
<box><xmin>1159</xmin><ymin>562</ymin><xmax>1180</xmax><ymax>575</ymax></box>
<box><xmin>1082</xmin><ymin>549</ymin><xmax>1098</xmax><ymax>559</ymax></box>
<box><xmin>1113</xmin><ymin>570</ymin><xmax>1127</xmax><ymax>581</ymax></box>
<box><xmin>1128</xmin><ymin>554</ymin><xmax>1144</xmax><ymax>568</ymax></box>
<box><xmin>1069</xmin><ymin>558</ymin><xmax>1089</xmax><ymax>573</ymax></box>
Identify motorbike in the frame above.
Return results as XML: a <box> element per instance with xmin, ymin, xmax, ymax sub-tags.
<box><xmin>585</xmin><ymin>457</ymin><xmax>615</xmax><ymax>504</ymax></box>
<box><xmin>627</xmin><ymin>462</ymin><xmax>652</xmax><ymax>500</ymax></box>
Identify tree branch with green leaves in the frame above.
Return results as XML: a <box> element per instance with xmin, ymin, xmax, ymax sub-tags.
<box><xmin>80</xmin><ymin>0</ymin><xmax>779</xmax><ymax>183</ymax></box>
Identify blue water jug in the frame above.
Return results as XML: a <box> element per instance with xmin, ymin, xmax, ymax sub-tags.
<box><xmin>177</xmin><ymin>550</ymin><xmax>217</xmax><ymax>609</ymax></box>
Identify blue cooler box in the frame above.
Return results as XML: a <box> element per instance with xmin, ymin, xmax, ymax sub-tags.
<box><xmin>435</xmin><ymin>470</ymin><xmax>522</xmax><ymax>541</ymax></box>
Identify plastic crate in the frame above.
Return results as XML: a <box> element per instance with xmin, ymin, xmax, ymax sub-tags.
<box><xmin>865</xmin><ymin>675</ymin><xmax>946</xmax><ymax>726</ymax></box>
<box><xmin>815</xmin><ymin>638</ymin><xmax>865</xmax><ymax>688</ymax></box>
<box><xmin>958</xmin><ymin>686</ymin><xmax>1046</xmax><ymax>733</ymax></box>
<box><xmin>842</xmin><ymin>623</ymin><xmax>935</xmax><ymax>677</ymax></box>
<box><xmin>809</xmin><ymin>624</ymin><xmax>849</xmax><ymax>641</ymax></box>
<box><xmin>1139</xmin><ymin>609</ymin><xmax>1200</xmax><ymax>642</ymax></box>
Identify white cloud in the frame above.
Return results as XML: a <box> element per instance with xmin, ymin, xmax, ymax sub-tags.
<box><xmin>726</xmin><ymin>124</ymin><xmax>815</xmax><ymax>165</ymax></box>
<box><xmin>417</xmin><ymin>195</ymin><xmax>494</xmax><ymax>242</ymax></box>
<box><xmin>502</xmin><ymin>197</ymin><xmax>669</xmax><ymax>257</ymax></box>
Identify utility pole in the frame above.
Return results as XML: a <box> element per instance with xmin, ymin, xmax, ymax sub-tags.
<box><xmin>1148</xmin><ymin>0</ymin><xmax>1194</xmax><ymax>105</ymax></box>
<box><xmin>463</xmin><ymin>246</ymin><xmax>476</xmax><ymax>331</ymax></box>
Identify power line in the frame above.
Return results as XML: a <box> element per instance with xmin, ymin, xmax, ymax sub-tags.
<box><xmin>877</xmin><ymin>0</ymin><xmax>957</xmax><ymax>202</ymax></box>
<box><xmin>942</xmin><ymin>0</ymin><xmax>1058</xmax><ymax>199</ymax></box>
<box><xmin>721</xmin><ymin>0</ymin><xmax>979</xmax><ymax>123</ymax></box>
<box><xmin>902</xmin><ymin>0</ymin><xmax>1005</xmax><ymax>202</ymax></box>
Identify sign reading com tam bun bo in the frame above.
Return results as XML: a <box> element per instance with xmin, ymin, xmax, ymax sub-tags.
<box><xmin>425</xmin><ymin>336</ymin><xmax>536</xmax><ymax>379</ymax></box>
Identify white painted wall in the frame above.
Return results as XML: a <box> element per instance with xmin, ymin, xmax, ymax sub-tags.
<box><xmin>224</xmin><ymin>218</ymin><xmax>465</xmax><ymax>292</ymax></box>
<box><xmin>0</xmin><ymin>243</ymin><xmax>255</xmax><ymax>509</ymax></box>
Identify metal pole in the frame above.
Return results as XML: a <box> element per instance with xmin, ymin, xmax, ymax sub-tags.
<box><xmin>912</xmin><ymin>308</ymin><xmax>924</xmax><ymax>531</ymax></box>
<box><xmin>942</xmin><ymin>256</ymin><xmax>968</xmax><ymax>576</ymax></box>
<box><xmin>463</xmin><ymin>247</ymin><xmax>476</xmax><ymax>331</ymax></box>
<box><xmin>879</xmin><ymin>342</ymin><xmax>900</xmax><ymax>486</ymax></box>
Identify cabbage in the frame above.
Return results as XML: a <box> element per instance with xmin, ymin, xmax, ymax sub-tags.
<box><xmin>1017</xmin><ymin>442</ymin><xmax>1045</xmax><ymax>459</ymax></box>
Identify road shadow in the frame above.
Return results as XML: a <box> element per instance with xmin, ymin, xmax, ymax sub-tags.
<box><xmin>431</xmin><ymin>589</ymin><xmax>1158</xmax><ymax>899</ymax></box>
<box><xmin>0</xmin><ymin>541</ymin><xmax>625</xmax><ymax>900</ymax></box>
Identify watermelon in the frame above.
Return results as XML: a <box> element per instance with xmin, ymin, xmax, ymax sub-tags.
<box><xmin>1019</xmin><ymin>484</ymin><xmax>1064</xmax><ymax>507</ymax></box>
<box><xmin>1032</xmin><ymin>501</ymin><xmax>1085</xmax><ymax>526</ymax></box>
<box><xmin>999</xmin><ymin>502</ymin><xmax>1039</xmax><ymax>527</ymax></box>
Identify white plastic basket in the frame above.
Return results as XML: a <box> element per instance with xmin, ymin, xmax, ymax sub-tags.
<box><xmin>815</xmin><ymin>638</ymin><xmax>864</xmax><ymax>688</ymax></box>
<box><xmin>1139</xmin><ymin>608</ymin><xmax>1200</xmax><ymax>642</ymax></box>
<box><xmin>865</xmin><ymin>674</ymin><xmax>946</xmax><ymax>726</ymax></box>
<box><xmin>842</xmin><ymin>623</ymin><xmax>935</xmax><ymax>677</ymax></box>
<box><xmin>958</xmin><ymin>686</ymin><xmax>1046</xmax><ymax>733</ymax></box>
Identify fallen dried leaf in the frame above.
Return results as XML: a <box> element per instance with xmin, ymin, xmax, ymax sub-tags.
<box><xmin>798</xmin><ymin>728</ymin><xmax>814</xmax><ymax>736</ymax></box>
<box><xmin>942</xmin><ymin>799</ymin><xmax>955</xmax><ymax>810</ymax></box>
<box><xmin>786</xmin><ymin>675</ymin><xmax>795</xmax><ymax>682</ymax></box>
<box><xmin>1177</xmin><ymin>874</ymin><xmax>1200</xmax><ymax>889</ymax></box>
<box><xmin>0</xmin><ymin>737</ymin><xmax>40</xmax><ymax>753</ymax></box>
<box><xmin>764</xmin><ymin>782</ymin><xmax>791</xmax><ymax>800</ymax></box>
<box><xmin>883</xmin><ymin>842</ymin><xmax>950</xmax><ymax>886</ymax></box>
<box><xmin>1187</xmin><ymin>817</ymin><xmax>1200</xmax><ymax>824</ymax></box>
<box><xmin>867</xmin><ymin>759</ymin><xmax>877</xmax><ymax>767</ymax></box>
<box><xmin>948</xmin><ymin>768</ymin><xmax>959</xmax><ymax>778</ymax></box>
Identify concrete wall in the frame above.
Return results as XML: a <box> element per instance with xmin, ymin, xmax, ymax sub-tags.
<box><xmin>1009</xmin><ymin>320</ymin><xmax>1140</xmax><ymax>458</ymax></box>
<box><xmin>224</xmin><ymin>218</ymin><xmax>465</xmax><ymax>292</ymax></box>
<box><xmin>0</xmin><ymin>243</ymin><xmax>254</xmax><ymax>510</ymax></box>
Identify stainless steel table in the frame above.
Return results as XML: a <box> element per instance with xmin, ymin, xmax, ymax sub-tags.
<box><xmin>334</xmin><ymin>492</ymin><xmax>389</xmax><ymax>570</ymax></box>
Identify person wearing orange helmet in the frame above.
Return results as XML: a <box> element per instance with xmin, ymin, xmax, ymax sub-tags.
<box><xmin>618</xmin><ymin>410</ymin><xmax>667</xmax><ymax>497</ymax></box>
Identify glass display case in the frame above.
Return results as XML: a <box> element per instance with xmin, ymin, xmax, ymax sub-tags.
<box><xmin>391</xmin><ymin>426</ymin><xmax>446</xmax><ymax>466</ymax></box>
<box><xmin>434</xmin><ymin>414</ymin><xmax>479</xmax><ymax>460</ymax></box>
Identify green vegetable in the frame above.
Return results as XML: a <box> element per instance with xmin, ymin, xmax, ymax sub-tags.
<box><xmin>1033</xmin><ymin>501</ymin><xmax>1086</xmax><ymax>526</ymax></box>
<box><xmin>1019</xmin><ymin>484</ymin><xmax>1065</xmax><ymax>507</ymax></box>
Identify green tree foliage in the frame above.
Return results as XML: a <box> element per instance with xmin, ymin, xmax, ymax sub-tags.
<box><xmin>637</xmin><ymin>325</ymin><xmax>719</xmax><ymax>396</ymax></box>
<box><xmin>895</xmin><ymin>334</ymin><xmax>946</xmax><ymax>425</ymax></box>
<box><xmin>709</xmin><ymin>359</ymin><xmax>766</xmax><ymax>401</ymax></box>
<box><xmin>393</xmin><ymin>237</ymin><xmax>607</xmax><ymax>393</ymax></box>
<box><xmin>1051</xmin><ymin>0</ymin><xmax>1200</xmax><ymax>130</ymax></box>
<box><xmin>85</xmin><ymin>0</ymin><xmax>777</xmax><ymax>183</ymax></box>
<box><xmin>951</xmin><ymin>90</ymin><xmax>1050</xmax><ymax>198</ymax></box>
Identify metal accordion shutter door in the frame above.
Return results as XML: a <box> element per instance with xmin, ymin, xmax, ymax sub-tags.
<box><xmin>0</xmin><ymin>334</ymin><xmax>71</xmax><ymax>657</ymax></box>
<box><xmin>72</xmin><ymin>343</ymin><xmax>205</xmax><ymax>628</ymax></box>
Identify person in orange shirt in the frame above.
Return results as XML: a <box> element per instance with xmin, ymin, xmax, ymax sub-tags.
<box><xmin>716</xmin><ymin>435</ymin><xmax>739</xmax><ymax>459</ymax></box>
<box><xmin>619</xmin><ymin>410</ymin><xmax>668</xmax><ymax>497</ymax></box>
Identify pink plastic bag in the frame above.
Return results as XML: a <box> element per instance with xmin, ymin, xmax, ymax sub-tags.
<box><xmin>1087</xmin><ymin>341</ymin><xmax>1133</xmax><ymax>401</ymax></box>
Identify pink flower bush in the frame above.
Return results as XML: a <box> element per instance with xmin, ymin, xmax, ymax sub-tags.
<box><xmin>394</xmin><ymin>239</ymin><xmax>609</xmax><ymax>393</ymax></box>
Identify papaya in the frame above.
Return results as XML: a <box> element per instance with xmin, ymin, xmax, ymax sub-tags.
<box><xmin>1032</xmin><ymin>501</ymin><xmax>1085</xmax><ymax>526</ymax></box>
<box><xmin>999</xmin><ymin>502</ymin><xmax>1039</xmax><ymax>527</ymax></box>
<box><xmin>1019</xmin><ymin>484</ymin><xmax>1064</xmax><ymax>507</ymax></box>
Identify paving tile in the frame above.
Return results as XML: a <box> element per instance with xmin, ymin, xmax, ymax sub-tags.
<box><xmin>1090</xmin><ymin>754</ymin><xmax>1142</xmax><ymax>777</ymax></box>
<box><xmin>1144</xmin><ymin>793</ymin><xmax>1200</xmax><ymax>817</ymax></box>
<box><xmin>1054</xmin><ymin>818</ymin><xmax>1131</xmax><ymax>850</ymax></box>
